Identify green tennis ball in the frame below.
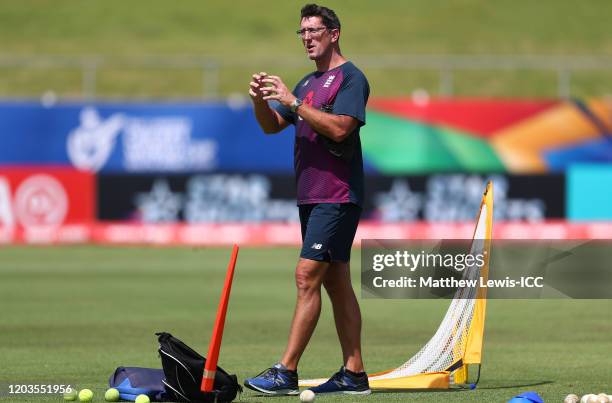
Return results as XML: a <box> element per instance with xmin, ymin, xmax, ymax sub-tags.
<box><xmin>63</xmin><ymin>389</ymin><xmax>78</xmax><ymax>401</ymax></box>
<box><xmin>135</xmin><ymin>394</ymin><xmax>150</xmax><ymax>403</ymax></box>
<box><xmin>104</xmin><ymin>388</ymin><xmax>120</xmax><ymax>402</ymax></box>
<box><xmin>78</xmin><ymin>389</ymin><xmax>93</xmax><ymax>402</ymax></box>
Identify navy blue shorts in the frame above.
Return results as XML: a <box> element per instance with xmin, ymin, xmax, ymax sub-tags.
<box><xmin>299</xmin><ymin>203</ymin><xmax>362</xmax><ymax>262</ymax></box>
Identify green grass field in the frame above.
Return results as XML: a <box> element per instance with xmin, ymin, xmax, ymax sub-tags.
<box><xmin>1</xmin><ymin>246</ymin><xmax>610</xmax><ymax>402</ymax></box>
<box><xmin>2</xmin><ymin>0</ymin><xmax>612</xmax><ymax>98</ymax></box>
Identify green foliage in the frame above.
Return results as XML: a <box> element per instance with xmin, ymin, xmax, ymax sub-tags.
<box><xmin>0</xmin><ymin>246</ymin><xmax>610</xmax><ymax>402</ymax></box>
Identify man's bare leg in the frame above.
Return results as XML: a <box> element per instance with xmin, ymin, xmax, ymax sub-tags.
<box><xmin>323</xmin><ymin>261</ymin><xmax>365</xmax><ymax>373</ymax></box>
<box><xmin>281</xmin><ymin>257</ymin><xmax>329</xmax><ymax>370</ymax></box>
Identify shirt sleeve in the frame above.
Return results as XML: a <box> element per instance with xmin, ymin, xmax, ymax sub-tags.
<box><xmin>332</xmin><ymin>68</ymin><xmax>370</xmax><ymax>126</ymax></box>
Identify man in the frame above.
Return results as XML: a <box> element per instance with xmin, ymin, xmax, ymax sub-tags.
<box><xmin>244</xmin><ymin>3</ymin><xmax>370</xmax><ymax>396</ymax></box>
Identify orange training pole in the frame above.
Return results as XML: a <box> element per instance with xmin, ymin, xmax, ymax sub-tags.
<box><xmin>201</xmin><ymin>244</ymin><xmax>239</xmax><ymax>392</ymax></box>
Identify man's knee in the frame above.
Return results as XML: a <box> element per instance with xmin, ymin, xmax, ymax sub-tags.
<box><xmin>295</xmin><ymin>259</ymin><xmax>328</xmax><ymax>293</ymax></box>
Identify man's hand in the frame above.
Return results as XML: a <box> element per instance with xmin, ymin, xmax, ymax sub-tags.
<box><xmin>249</xmin><ymin>72</ymin><xmax>269</xmax><ymax>103</ymax></box>
<box><xmin>249</xmin><ymin>72</ymin><xmax>290</xmax><ymax>134</ymax></box>
<box><xmin>260</xmin><ymin>76</ymin><xmax>297</xmax><ymax>107</ymax></box>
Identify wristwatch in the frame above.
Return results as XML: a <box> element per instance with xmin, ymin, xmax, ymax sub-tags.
<box><xmin>290</xmin><ymin>98</ymin><xmax>303</xmax><ymax>113</ymax></box>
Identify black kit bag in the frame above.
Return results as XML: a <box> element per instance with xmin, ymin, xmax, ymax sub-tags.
<box><xmin>156</xmin><ymin>332</ymin><xmax>241</xmax><ymax>402</ymax></box>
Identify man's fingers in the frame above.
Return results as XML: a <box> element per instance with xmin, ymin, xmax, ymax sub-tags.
<box><xmin>251</xmin><ymin>73</ymin><xmax>284</xmax><ymax>102</ymax></box>
<box><xmin>262</xmin><ymin>94</ymin><xmax>280</xmax><ymax>101</ymax></box>
<box><xmin>252</xmin><ymin>72</ymin><xmax>268</xmax><ymax>81</ymax></box>
<box><xmin>259</xmin><ymin>86</ymin><xmax>277</xmax><ymax>93</ymax></box>
<box><xmin>266</xmin><ymin>76</ymin><xmax>285</xmax><ymax>86</ymax></box>
<box><xmin>261</xmin><ymin>77</ymin><xmax>281</xmax><ymax>85</ymax></box>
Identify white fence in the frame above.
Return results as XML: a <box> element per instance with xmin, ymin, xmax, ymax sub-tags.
<box><xmin>2</xmin><ymin>54</ymin><xmax>612</xmax><ymax>99</ymax></box>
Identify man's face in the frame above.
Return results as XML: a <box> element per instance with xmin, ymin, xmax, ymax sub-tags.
<box><xmin>299</xmin><ymin>16</ymin><xmax>336</xmax><ymax>60</ymax></box>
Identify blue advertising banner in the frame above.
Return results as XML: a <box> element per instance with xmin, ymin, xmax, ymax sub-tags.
<box><xmin>0</xmin><ymin>101</ymin><xmax>294</xmax><ymax>173</ymax></box>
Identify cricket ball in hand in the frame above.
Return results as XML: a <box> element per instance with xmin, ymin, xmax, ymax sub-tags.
<box><xmin>78</xmin><ymin>389</ymin><xmax>93</xmax><ymax>402</ymax></box>
<box><xmin>105</xmin><ymin>388</ymin><xmax>120</xmax><ymax>402</ymax></box>
<box><xmin>299</xmin><ymin>389</ymin><xmax>316</xmax><ymax>402</ymax></box>
<box><xmin>135</xmin><ymin>394</ymin><xmax>151</xmax><ymax>403</ymax></box>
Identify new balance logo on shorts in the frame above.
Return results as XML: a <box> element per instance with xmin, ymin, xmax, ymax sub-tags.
<box><xmin>311</xmin><ymin>243</ymin><xmax>322</xmax><ymax>250</ymax></box>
